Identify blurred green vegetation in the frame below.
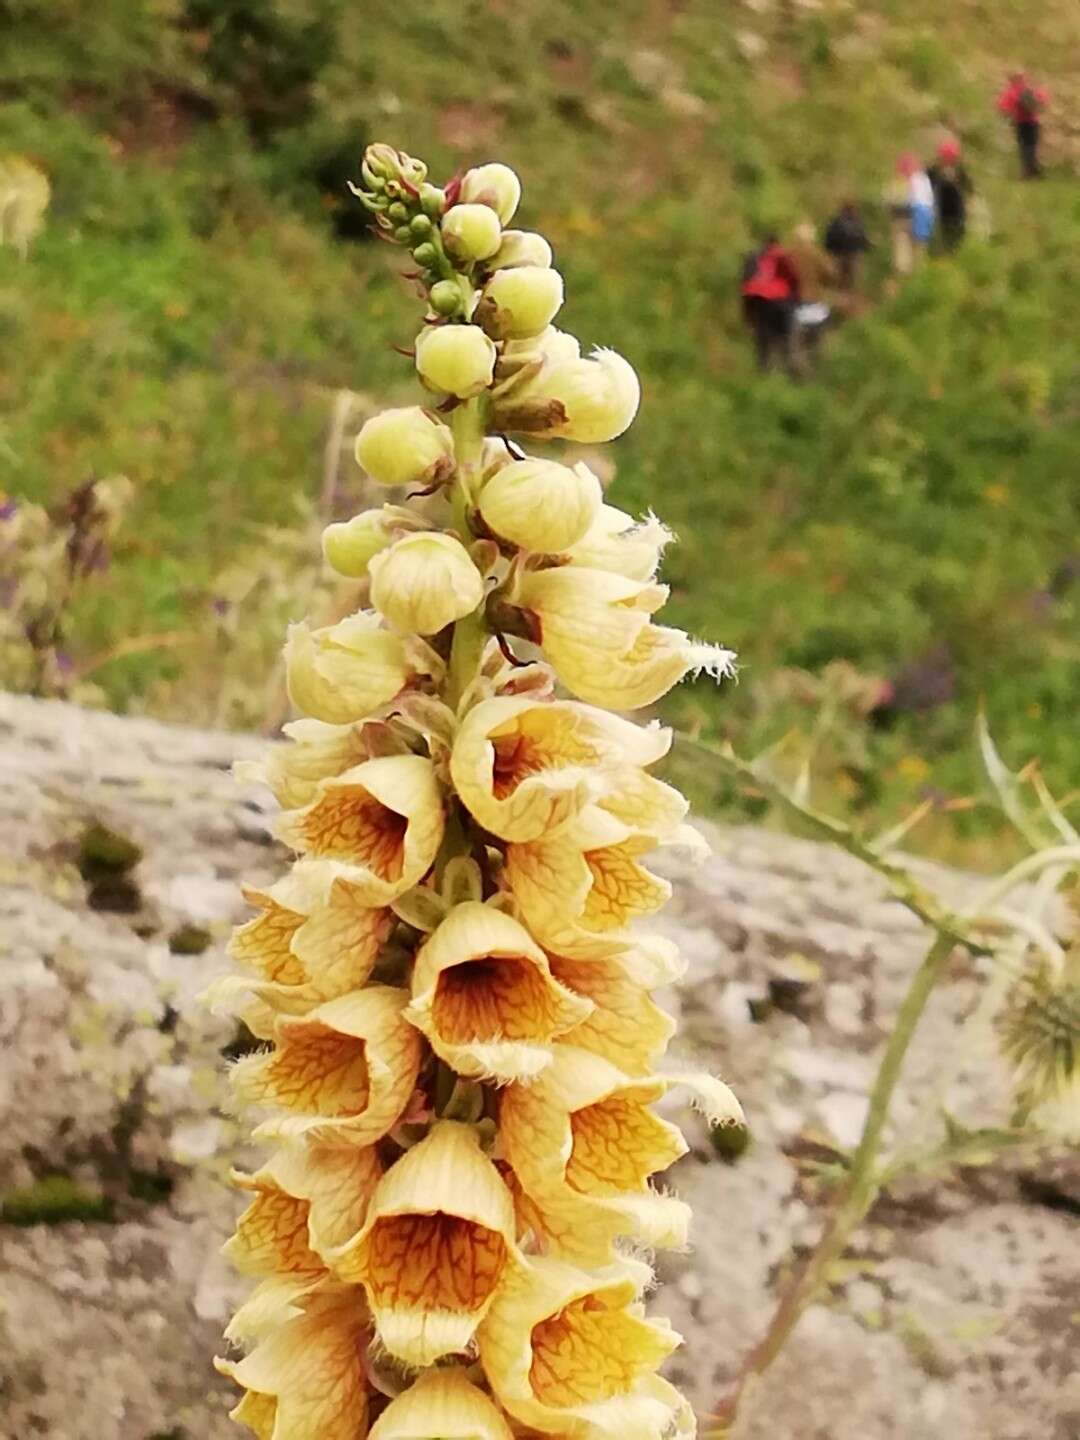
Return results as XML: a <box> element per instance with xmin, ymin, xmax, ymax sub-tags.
<box><xmin>1</xmin><ymin>0</ymin><xmax>1077</xmax><ymax>863</ymax></box>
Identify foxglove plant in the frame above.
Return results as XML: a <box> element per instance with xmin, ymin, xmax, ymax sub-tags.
<box><xmin>210</xmin><ymin>143</ymin><xmax>740</xmax><ymax>1440</ymax></box>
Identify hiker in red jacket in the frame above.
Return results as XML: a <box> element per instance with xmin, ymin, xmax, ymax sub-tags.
<box><xmin>997</xmin><ymin>71</ymin><xmax>1049</xmax><ymax>178</ymax></box>
<box><xmin>741</xmin><ymin>235</ymin><xmax>802</xmax><ymax>374</ymax></box>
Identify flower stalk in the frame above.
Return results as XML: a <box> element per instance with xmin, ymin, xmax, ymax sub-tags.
<box><xmin>209</xmin><ymin>144</ymin><xmax>739</xmax><ymax>1440</ymax></box>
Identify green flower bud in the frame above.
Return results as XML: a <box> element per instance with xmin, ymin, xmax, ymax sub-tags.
<box><xmin>322</xmin><ymin>510</ymin><xmax>394</xmax><ymax>577</ymax></box>
<box><xmin>412</xmin><ymin>242</ymin><xmax>438</xmax><ymax>268</ymax></box>
<box><xmin>429</xmin><ymin>279</ymin><xmax>464</xmax><ymax>317</ymax></box>
<box><xmin>410</xmin><ymin>214</ymin><xmax>433</xmax><ymax>239</ymax></box>
<box><xmin>441</xmin><ymin>204</ymin><xmax>503</xmax><ymax>262</ymax></box>
<box><xmin>459</xmin><ymin>163</ymin><xmax>521</xmax><ymax>225</ymax></box>
<box><xmin>420</xmin><ymin>183</ymin><xmax>446</xmax><ymax>218</ymax></box>
<box><xmin>486</xmin><ymin>229</ymin><xmax>553</xmax><ymax>271</ymax></box>
<box><xmin>476</xmin><ymin>267</ymin><xmax>564</xmax><ymax>340</ymax></box>
<box><xmin>415</xmin><ymin>324</ymin><xmax>497</xmax><ymax>399</ymax></box>
<box><xmin>354</xmin><ymin>406</ymin><xmax>455</xmax><ymax>487</ymax></box>
<box><xmin>394</xmin><ymin>224</ymin><xmax>414</xmax><ymax>243</ymax></box>
<box><xmin>388</xmin><ymin>202</ymin><xmax>409</xmax><ymax>223</ymax></box>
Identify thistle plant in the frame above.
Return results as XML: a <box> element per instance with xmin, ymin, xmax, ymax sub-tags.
<box><xmin>209</xmin><ymin>144</ymin><xmax>740</xmax><ymax>1440</ymax></box>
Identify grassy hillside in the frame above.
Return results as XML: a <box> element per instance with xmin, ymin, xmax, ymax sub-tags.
<box><xmin>2</xmin><ymin>0</ymin><xmax>1078</xmax><ymax>861</ymax></box>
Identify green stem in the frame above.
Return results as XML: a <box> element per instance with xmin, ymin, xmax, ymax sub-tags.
<box><xmin>446</xmin><ymin>399</ymin><xmax>489</xmax><ymax>707</ymax></box>
<box><xmin>715</xmin><ymin>931</ymin><xmax>955</xmax><ymax>1426</ymax></box>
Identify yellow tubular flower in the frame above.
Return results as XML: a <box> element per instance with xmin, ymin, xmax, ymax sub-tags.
<box><xmin>487</xmin><ymin>229</ymin><xmax>553</xmax><ymax>270</ymax></box>
<box><xmin>239</xmin><ymin>718</ymin><xmax>369</xmax><ymax>810</ymax></box>
<box><xmin>275</xmin><ymin>754</ymin><xmax>445</xmax><ymax>905</ymax></box>
<box><xmin>494</xmin><ymin>347</ymin><xmax>640</xmax><ymax>443</ymax></box>
<box><xmin>477</xmin><ymin>267</ymin><xmax>565</xmax><ymax>341</ymax></box>
<box><xmin>416</xmin><ymin>324</ymin><xmax>498</xmax><ymax>400</ymax></box>
<box><xmin>476</xmin><ymin>457</ymin><xmax>602</xmax><ymax>553</ymax></box>
<box><xmin>330</xmin><ymin>1121</ymin><xmax>520</xmax><ymax>1365</ymax></box>
<box><xmin>565</xmin><ymin>504</ymin><xmax>674</xmax><ymax>581</ymax></box>
<box><xmin>207</xmin><ymin>868</ymin><xmax>390</xmax><ymax>1016</ymax></box>
<box><xmin>369</xmin><ymin>532</ymin><xmax>485</xmax><ymax>636</ymax></box>
<box><xmin>459</xmin><ymin>162</ymin><xmax>521</xmax><ymax>224</ymax></box>
<box><xmin>441</xmin><ymin>203</ymin><xmax>504</xmax><ymax>262</ymax></box>
<box><xmin>284</xmin><ymin>615</ymin><xmax>415</xmax><ymax>726</ymax></box>
<box><xmin>478</xmin><ymin>1256</ymin><xmax>688</xmax><ymax>1440</ymax></box>
<box><xmin>504</xmin><ymin>808</ymin><xmax>672</xmax><ymax>960</ymax></box>
<box><xmin>216</xmin><ymin>1294</ymin><xmax>371</xmax><ymax>1440</ymax></box>
<box><xmin>369</xmin><ymin>1368</ymin><xmax>514</xmax><ymax>1440</ymax></box>
<box><xmin>450</xmin><ymin>694</ymin><xmax>670</xmax><ymax>843</ymax></box>
<box><xmin>515</xmin><ymin>565</ymin><xmax>736</xmax><ymax>710</ymax></box>
<box><xmin>404</xmin><ymin>901</ymin><xmax>591</xmax><ymax>1083</ymax></box>
<box><xmin>548</xmin><ymin>947</ymin><xmax>679</xmax><ymax>1076</ymax></box>
<box><xmin>224</xmin><ymin>1143</ymin><xmax>382</xmax><ymax>1341</ymax></box>
<box><xmin>231</xmin><ymin>984</ymin><xmax>422</xmax><ymax>1147</ymax></box>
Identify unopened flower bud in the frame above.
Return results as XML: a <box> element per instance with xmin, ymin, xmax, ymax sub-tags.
<box><xmin>495</xmin><ymin>347</ymin><xmax>640</xmax><ymax>443</ymax></box>
<box><xmin>369</xmin><ymin>532</ymin><xmax>485</xmax><ymax>635</ymax></box>
<box><xmin>395</xmin><ymin>224</ymin><xmax>414</xmax><ymax>244</ymax></box>
<box><xmin>354</xmin><ymin>407</ymin><xmax>455</xmax><ymax>488</ymax></box>
<box><xmin>412</xmin><ymin>241</ymin><xmax>438</xmax><ymax>268</ymax></box>
<box><xmin>441</xmin><ymin>203</ymin><xmax>503</xmax><ymax>262</ymax></box>
<box><xmin>429</xmin><ymin>279</ymin><xmax>464</xmax><ymax>317</ymax></box>
<box><xmin>388</xmin><ymin>202</ymin><xmax>409</xmax><ymax>224</ymax></box>
<box><xmin>487</xmin><ymin>229</ymin><xmax>553</xmax><ymax>270</ymax></box>
<box><xmin>420</xmin><ymin>183</ymin><xmax>446</xmax><ymax>218</ymax></box>
<box><xmin>415</xmin><ymin>325</ymin><xmax>497</xmax><ymax>399</ymax></box>
<box><xmin>459</xmin><ymin>163</ymin><xmax>521</xmax><ymax>225</ymax></box>
<box><xmin>478</xmin><ymin>457</ymin><xmax>602</xmax><ymax>551</ymax></box>
<box><xmin>322</xmin><ymin>510</ymin><xmax>394</xmax><ymax>577</ymax></box>
<box><xmin>409</xmin><ymin>214</ymin><xmax>433</xmax><ymax>239</ymax></box>
<box><xmin>477</xmin><ymin>267</ymin><xmax>564</xmax><ymax>340</ymax></box>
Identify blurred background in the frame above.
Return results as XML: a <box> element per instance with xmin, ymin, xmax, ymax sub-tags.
<box><xmin>3</xmin><ymin>0</ymin><xmax>1079</xmax><ymax>865</ymax></box>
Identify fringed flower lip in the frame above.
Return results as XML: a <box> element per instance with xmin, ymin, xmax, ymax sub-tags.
<box><xmin>499</xmin><ymin>1045</ymin><xmax>744</xmax><ymax>1264</ymax></box>
<box><xmin>275</xmin><ymin>754</ymin><xmax>445</xmax><ymax>905</ymax></box>
<box><xmin>368</xmin><ymin>1366</ymin><xmax>514</xmax><ymax>1440</ymax></box>
<box><xmin>328</xmin><ymin>1120</ymin><xmax>522</xmax><ymax>1366</ymax></box>
<box><xmin>404</xmin><ymin>900</ymin><xmax>592</xmax><ymax>1083</ymax></box>
<box><xmin>231</xmin><ymin>985</ymin><xmax>422</xmax><ymax>1148</ymax></box>
<box><xmin>215</xmin><ymin>1292</ymin><xmax>372</xmax><ymax>1440</ymax></box>
<box><xmin>206</xmin><ymin>868</ymin><xmax>391</xmax><ymax>1017</ymax></box>
<box><xmin>477</xmin><ymin>1255</ymin><xmax>691</xmax><ymax>1440</ymax></box>
<box><xmin>450</xmin><ymin>693</ymin><xmax>671</xmax><ymax>843</ymax></box>
<box><xmin>236</xmin><ymin>717</ymin><xmax>370</xmax><ymax>810</ymax></box>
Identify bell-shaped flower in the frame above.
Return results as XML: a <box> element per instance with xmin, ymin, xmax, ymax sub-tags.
<box><xmin>239</xmin><ymin>718</ymin><xmax>369</xmax><ymax>809</ymax></box>
<box><xmin>450</xmin><ymin>695</ymin><xmax>669</xmax><ymax>843</ymax></box>
<box><xmin>207</xmin><ymin>867</ymin><xmax>391</xmax><ymax>1018</ymax></box>
<box><xmin>216</xmin><ymin>1292</ymin><xmax>371</xmax><ymax>1440</ymax></box>
<box><xmin>441</xmin><ymin>202</ymin><xmax>504</xmax><ymax>261</ymax></box>
<box><xmin>370</xmin><ymin>1369</ymin><xmax>513</xmax><ymax>1440</ymax></box>
<box><xmin>515</xmin><ymin>565</ymin><xmax>736</xmax><ymax>711</ymax></box>
<box><xmin>416</xmin><ymin>324</ymin><xmax>498</xmax><ymax>399</ymax></box>
<box><xmin>459</xmin><ymin>162</ymin><xmax>521</xmax><ymax>224</ymax></box>
<box><xmin>331</xmin><ymin>1120</ymin><xmax>519</xmax><ymax>1365</ymax></box>
<box><xmin>493</xmin><ymin>347</ymin><xmax>640</xmax><ymax>443</ymax></box>
<box><xmin>487</xmin><ymin>229</ymin><xmax>552</xmax><ymax>271</ymax></box>
<box><xmin>499</xmin><ymin>1047</ymin><xmax>688</xmax><ymax>1261</ymax></box>
<box><xmin>284</xmin><ymin>614</ymin><xmax>420</xmax><ymax>726</ymax></box>
<box><xmin>369</xmin><ymin>532</ymin><xmax>484</xmax><ymax>636</ymax></box>
<box><xmin>549</xmin><ymin>943</ymin><xmax>681</xmax><ymax>1077</ymax></box>
<box><xmin>477</xmin><ymin>267</ymin><xmax>564</xmax><ymax>340</ymax></box>
<box><xmin>476</xmin><ymin>457</ymin><xmax>601</xmax><ymax>553</ymax></box>
<box><xmin>275</xmin><ymin>754</ymin><xmax>444</xmax><ymax>905</ymax></box>
<box><xmin>478</xmin><ymin>1256</ymin><xmax>688</xmax><ymax>1440</ymax></box>
<box><xmin>404</xmin><ymin>901</ymin><xmax>591</xmax><ymax>1083</ymax></box>
<box><xmin>354</xmin><ymin>406</ymin><xmax>455</xmax><ymax>488</ymax></box>
<box><xmin>231</xmin><ymin>984</ymin><xmax>422</xmax><ymax>1148</ymax></box>
<box><xmin>504</xmin><ymin>807</ymin><xmax>671</xmax><ymax>960</ymax></box>
<box><xmin>566</xmin><ymin>505</ymin><xmax>673</xmax><ymax>581</ymax></box>
<box><xmin>322</xmin><ymin>508</ymin><xmax>406</xmax><ymax>579</ymax></box>
<box><xmin>224</xmin><ymin>1142</ymin><xmax>383</xmax><ymax>1340</ymax></box>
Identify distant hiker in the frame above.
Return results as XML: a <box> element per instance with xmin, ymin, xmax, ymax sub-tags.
<box><xmin>997</xmin><ymin>71</ymin><xmax>1048</xmax><ymax>178</ymax></box>
<box><xmin>823</xmin><ymin>200</ymin><xmax>871</xmax><ymax>294</ymax></box>
<box><xmin>788</xmin><ymin>221</ymin><xmax>835</xmax><ymax>367</ymax></box>
<box><xmin>740</xmin><ymin>234</ymin><xmax>801</xmax><ymax>374</ymax></box>
<box><xmin>886</xmin><ymin>153</ymin><xmax>935</xmax><ymax>275</ymax></box>
<box><xmin>927</xmin><ymin>137</ymin><xmax>973</xmax><ymax>251</ymax></box>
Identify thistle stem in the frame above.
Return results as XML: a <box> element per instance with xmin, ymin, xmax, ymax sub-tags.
<box><xmin>714</xmin><ymin>931</ymin><xmax>955</xmax><ymax>1427</ymax></box>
